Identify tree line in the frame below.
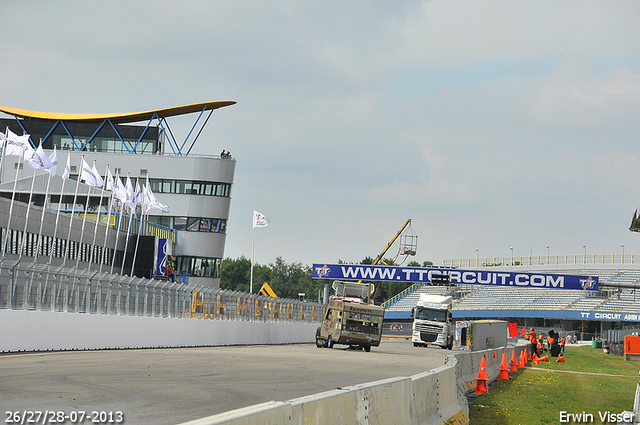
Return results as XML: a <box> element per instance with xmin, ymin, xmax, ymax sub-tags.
<box><xmin>220</xmin><ymin>256</ymin><xmax>433</xmax><ymax>304</ymax></box>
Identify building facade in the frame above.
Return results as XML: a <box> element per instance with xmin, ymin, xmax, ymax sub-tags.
<box><xmin>0</xmin><ymin>102</ymin><xmax>236</xmax><ymax>288</ymax></box>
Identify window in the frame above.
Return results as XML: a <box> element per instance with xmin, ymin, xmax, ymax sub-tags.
<box><xmin>186</xmin><ymin>218</ymin><xmax>199</xmax><ymax>231</ymax></box>
<box><xmin>199</xmin><ymin>219</ymin><xmax>211</xmax><ymax>231</ymax></box>
<box><xmin>173</xmin><ymin>217</ymin><xmax>187</xmax><ymax>231</ymax></box>
<box><xmin>162</xmin><ymin>180</ymin><xmax>174</xmax><ymax>193</ymax></box>
<box><xmin>176</xmin><ymin>256</ymin><xmax>221</xmax><ymax>277</ymax></box>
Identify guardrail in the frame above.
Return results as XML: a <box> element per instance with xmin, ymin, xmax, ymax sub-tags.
<box><xmin>444</xmin><ymin>254</ymin><xmax>639</xmax><ymax>268</ymax></box>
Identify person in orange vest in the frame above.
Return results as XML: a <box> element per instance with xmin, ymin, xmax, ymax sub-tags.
<box><xmin>560</xmin><ymin>336</ymin><xmax>566</xmax><ymax>354</ymax></box>
<box><xmin>538</xmin><ymin>334</ymin><xmax>545</xmax><ymax>354</ymax></box>
<box><xmin>525</xmin><ymin>328</ymin><xmax>537</xmax><ymax>355</ymax></box>
<box><xmin>547</xmin><ymin>334</ymin><xmax>554</xmax><ymax>352</ymax></box>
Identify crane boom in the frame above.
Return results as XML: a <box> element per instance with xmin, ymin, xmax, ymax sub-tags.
<box><xmin>371</xmin><ymin>219</ymin><xmax>412</xmax><ymax>265</ymax></box>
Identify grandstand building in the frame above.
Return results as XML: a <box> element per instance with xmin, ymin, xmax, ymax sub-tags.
<box><xmin>384</xmin><ymin>263</ymin><xmax>640</xmax><ymax>337</ymax></box>
<box><xmin>0</xmin><ymin>102</ymin><xmax>235</xmax><ymax>288</ymax></box>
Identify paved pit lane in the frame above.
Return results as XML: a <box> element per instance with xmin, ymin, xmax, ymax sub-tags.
<box><xmin>0</xmin><ymin>339</ymin><xmax>449</xmax><ymax>425</ymax></box>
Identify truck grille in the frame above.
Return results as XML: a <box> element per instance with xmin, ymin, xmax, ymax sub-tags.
<box><xmin>415</xmin><ymin>323</ymin><xmax>443</xmax><ymax>343</ymax></box>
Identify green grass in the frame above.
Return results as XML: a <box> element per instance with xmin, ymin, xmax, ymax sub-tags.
<box><xmin>469</xmin><ymin>346</ymin><xmax>639</xmax><ymax>425</ymax></box>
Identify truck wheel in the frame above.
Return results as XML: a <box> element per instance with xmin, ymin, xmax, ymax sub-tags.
<box><xmin>413</xmin><ymin>342</ymin><xmax>420</xmax><ymax>347</ymax></box>
<box><xmin>364</xmin><ymin>345</ymin><xmax>371</xmax><ymax>352</ymax></box>
<box><xmin>316</xmin><ymin>339</ymin><xmax>324</xmax><ymax>348</ymax></box>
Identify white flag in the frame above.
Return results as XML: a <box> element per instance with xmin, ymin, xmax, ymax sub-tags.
<box><xmin>61</xmin><ymin>153</ymin><xmax>71</xmax><ymax>180</ymax></box>
<box><xmin>23</xmin><ymin>142</ymin><xmax>36</xmax><ymax>162</ymax></box>
<box><xmin>115</xmin><ymin>175</ymin><xmax>127</xmax><ymax>203</ymax></box>
<box><xmin>91</xmin><ymin>163</ymin><xmax>104</xmax><ymax>187</ymax></box>
<box><xmin>253</xmin><ymin>210</ymin><xmax>269</xmax><ymax>228</ymax></box>
<box><xmin>5</xmin><ymin>129</ymin><xmax>30</xmax><ymax>156</ymax></box>
<box><xmin>124</xmin><ymin>175</ymin><xmax>136</xmax><ymax>210</ymax></box>
<box><xmin>47</xmin><ymin>148</ymin><xmax>57</xmax><ymax>176</ymax></box>
<box><xmin>134</xmin><ymin>180</ymin><xmax>142</xmax><ymax>205</ymax></box>
<box><xmin>144</xmin><ymin>184</ymin><xmax>170</xmax><ymax>212</ymax></box>
<box><xmin>26</xmin><ymin>142</ymin><xmax>53</xmax><ymax>172</ymax></box>
<box><xmin>80</xmin><ymin>159</ymin><xmax>101</xmax><ymax>187</ymax></box>
<box><xmin>106</xmin><ymin>169</ymin><xmax>116</xmax><ymax>191</ymax></box>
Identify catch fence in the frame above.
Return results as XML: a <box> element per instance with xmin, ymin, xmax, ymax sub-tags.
<box><xmin>0</xmin><ymin>259</ymin><xmax>324</xmax><ymax>323</ymax></box>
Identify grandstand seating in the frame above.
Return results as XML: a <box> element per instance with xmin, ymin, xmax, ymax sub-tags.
<box><xmin>384</xmin><ymin>266</ymin><xmax>640</xmax><ymax>318</ymax></box>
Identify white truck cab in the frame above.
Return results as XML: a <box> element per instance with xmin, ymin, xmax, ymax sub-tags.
<box><xmin>410</xmin><ymin>293</ymin><xmax>454</xmax><ymax>349</ymax></box>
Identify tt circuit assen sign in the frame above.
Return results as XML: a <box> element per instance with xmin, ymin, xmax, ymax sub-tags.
<box><xmin>312</xmin><ymin>263</ymin><xmax>598</xmax><ymax>291</ymax></box>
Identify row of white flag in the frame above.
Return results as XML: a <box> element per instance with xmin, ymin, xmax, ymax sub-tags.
<box><xmin>1</xmin><ymin>128</ymin><xmax>169</xmax><ymax>213</ymax></box>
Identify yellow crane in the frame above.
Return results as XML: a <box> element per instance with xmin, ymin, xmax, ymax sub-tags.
<box><xmin>365</xmin><ymin>219</ymin><xmax>417</xmax><ymax>300</ymax></box>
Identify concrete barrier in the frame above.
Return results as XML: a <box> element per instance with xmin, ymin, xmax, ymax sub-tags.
<box><xmin>0</xmin><ymin>309</ymin><xmax>318</xmax><ymax>351</ymax></box>
<box><xmin>176</xmin><ymin>342</ymin><xmax>532</xmax><ymax>425</ymax></box>
<box><xmin>179</xmin><ymin>402</ymin><xmax>292</xmax><ymax>425</ymax></box>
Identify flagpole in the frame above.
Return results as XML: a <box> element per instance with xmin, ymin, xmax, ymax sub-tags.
<box><xmin>87</xmin><ymin>163</ymin><xmax>108</xmax><ymax>268</ymax></box>
<box><xmin>34</xmin><ymin>146</ymin><xmax>56</xmax><ymax>262</ymax></box>
<box><xmin>100</xmin><ymin>170</ymin><xmax>118</xmax><ymax>274</ymax></box>
<box><xmin>130</xmin><ymin>174</ymin><xmax>148</xmax><ymax>277</ymax></box>
<box><xmin>18</xmin><ymin>160</ymin><xmax>40</xmax><ymax>259</ymax></box>
<box><xmin>49</xmin><ymin>150</ymin><xmax>70</xmax><ymax>265</ymax></box>
<box><xmin>120</xmin><ymin>173</ymin><xmax>135</xmax><ymax>275</ymax></box>
<box><xmin>250</xmin><ymin>225</ymin><xmax>255</xmax><ymax>294</ymax></box>
<box><xmin>19</xmin><ymin>138</ymin><xmax>50</xmax><ymax>259</ymax></box>
<box><xmin>75</xmin><ymin>162</ymin><xmax>94</xmax><ymax>268</ymax></box>
<box><xmin>0</xmin><ymin>127</ymin><xmax>8</xmax><ymax>193</ymax></box>
<box><xmin>2</xmin><ymin>149</ymin><xmax>25</xmax><ymax>255</ymax></box>
<box><xmin>63</xmin><ymin>154</ymin><xmax>85</xmax><ymax>267</ymax></box>
<box><xmin>110</xmin><ymin>194</ymin><xmax>126</xmax><ymax>275</ymax></box>
<box><xmin>34</xmin><ymin>167</ymin><xmax>53</xmax><ymax>261</ymax></box>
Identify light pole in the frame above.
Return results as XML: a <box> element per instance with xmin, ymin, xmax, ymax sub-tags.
<box><xmin>476</xmin><ymin>248</ymin><xmax>479</xmax><ymax>267</ymax></box>
<box><xmin>510</xmin><ymin>247</ymin><xmax>513</xmax><ymax>266</ymax></box>
<box><xmin>583</xmin><ymin>244</ymin><xmax>586</xmax><ymax>264</ymax></box>
<box><xmin>622</xmin><ymin>244</ymin><xmax>625</xmax><ymax>264</ymax></box>
<box><xmin>546</xmin><ymin>245</ymin><xmax>550</xmax><ymax>264</ymax></box>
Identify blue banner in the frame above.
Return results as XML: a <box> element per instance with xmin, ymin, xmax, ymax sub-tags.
<box><xmin>312</xmin><ymin>263</ymin><xmax>598</xmax><ymax>291</ymax></box>
<box><xmin>156</xmin><ymin>238</ymin><xmax>169</xmax><ymax>276</ymax></box>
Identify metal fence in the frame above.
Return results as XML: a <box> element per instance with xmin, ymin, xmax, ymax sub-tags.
<box><xmin>0</xmin><ymin>259</ymin><xmax>324</xmax><ymax>323</ymax></box>
<box><xmin>444</xmin><ymin>253</ymin><xmax>640</xmax><ymax>268</ymax></box>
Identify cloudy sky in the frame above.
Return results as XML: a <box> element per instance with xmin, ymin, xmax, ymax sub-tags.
<box><xmin>2</xmin><ymin>1</ymin><xmax>639</xmax><ymax>267</ymax></box>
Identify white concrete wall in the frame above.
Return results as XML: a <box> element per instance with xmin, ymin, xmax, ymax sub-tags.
<box><xmin>175</xmin><ymin>343</ymin><xmax>533</xmax><ymax>425</ymax></box>
<box><xmin>0</xmin><ymin>309</ymin><xmax>318</xmax><ymax>352</ymax></box>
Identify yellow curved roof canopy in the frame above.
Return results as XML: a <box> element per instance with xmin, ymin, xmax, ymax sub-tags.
<box><xmin>0</xmin><ymin>101</ymin><xmax>236</xmax><ymax>124</ymax></box>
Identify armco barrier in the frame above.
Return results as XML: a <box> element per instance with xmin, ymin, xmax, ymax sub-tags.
<box><xmin>178</xmin><ymin>342</ymin><xmax>531</xmax><ymax>425</ymax></box>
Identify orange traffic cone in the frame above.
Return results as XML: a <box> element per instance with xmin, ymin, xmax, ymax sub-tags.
<box><xmin>540</xmin><ymin>355</ymin><xmax>549</xmax><ymax>362</ymax></box>
<box><xmin>472</xmin><ymin>355</ymin><xmax>489</xmax><ymax>394</ymax></box>
<box><xmin>493</xmin><ymin>351</ymin><xmax>497</xmax><ymax>359</ymax></box>
<box><xmin>556</xmin><ymin>355</ymin><xmax>565</xmax><ymax>363</ymax></box>
<box><xmin>510</xmin><ymin>351</ymin><xmax>519</xmax><ymax>373</ymax></box>
<box><xmin>528</xmin><ymin>350</ymin><xmax>532</xmax><ymax>361</ymax></box>
<box><xmin>498</xmin><ymin>353</ymin><xmax>509</xmax><ymax>380</ymax></box>
<box><xmin>532</xmin><ymin>352</ymin><xmax>538</xmax><ymax>362</ymax></box>
<box><xmin>518</xmin><ymin>350</ymin><xmax>525</xmax><ymax>368</ymax></box>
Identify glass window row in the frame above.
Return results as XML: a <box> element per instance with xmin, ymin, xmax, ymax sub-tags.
<box><xmin>171</xmin><ymin>256</ymin><xmax>221</xmax><ymax>278</ymax></box>
<box><xmin>64</xmin><ymin>175</ymin><xmax>232</xmax><ymax>198</ymax></box>
<box><xmin>148</xmin><ymin>216</ymin><xmax>227</xmax><ymax>233</ymax></box>
<box><xmin>149</xmin><ymin>179</ymin><xmax>231</xmax><ymax>197</ymax></box>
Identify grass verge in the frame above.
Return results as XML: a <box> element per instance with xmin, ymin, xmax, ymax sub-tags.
<box><xmin>469</xmin><ymin>345</ymin><xmax>639</xmax><ymax>424</ymax></box>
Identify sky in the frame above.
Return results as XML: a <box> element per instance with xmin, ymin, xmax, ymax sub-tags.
<box><xmin>2</xmin><ymin>1</ymin><xmax>640</xmax><ymax>267</ymax></box>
